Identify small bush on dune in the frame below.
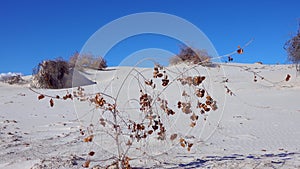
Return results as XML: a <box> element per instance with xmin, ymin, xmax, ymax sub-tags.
<box><xmin>31</xmin><ymin>58</ymin><xmax>69</xmax><ymax>89</ymax></box>
<box><xmin>69</xmin><ymin>52</ymin><xmax>107</xmax><ymax>70</ymax></box>
<box><xmin>169</xmin><ymin>46</ymin><xmax>212</xmax><ymax>66</ymax></box>
<box><xmin>0</xmin><ymin>73</ymin><xmax>25</xmax><ymax>85</ymax></box>
<box><xmin>285</xmin><ymin>25</ymin><xmax>300</xmax><ymax>72</ymax></box>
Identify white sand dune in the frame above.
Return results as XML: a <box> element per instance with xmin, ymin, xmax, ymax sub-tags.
<box><xmin>0</xmin><ymin>63</ymin><xmax>300</xmax><ymax>168</ymax></box>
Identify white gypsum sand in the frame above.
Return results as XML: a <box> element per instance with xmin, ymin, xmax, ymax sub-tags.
<box><xmin>0</xmin><ymin>63</ymin><xmax>299</xmax><ymax>169</ymax></box>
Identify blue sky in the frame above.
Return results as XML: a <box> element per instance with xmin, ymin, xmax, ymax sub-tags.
<box><xmin>0</xmin><ymin>0</ymin><xmax>299</xmax><ymax>75</ymax></box>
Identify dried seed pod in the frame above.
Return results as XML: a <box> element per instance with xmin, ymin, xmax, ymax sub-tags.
<box><xmin>162</xmin><ymin>79</ymin><xmax>169</xmax><ymax>86</ymax></box>
<box><xmin>170</xmin><ymin>134</ymin><xmax>178</xmax><ymax>141</ymax></box>
<box><xmin>166</xmin><ymin>108</ymin><xmax>175</xmax><ymax>115</ymax></box>
<box><xmin>190</xmin><ymin>122</ymin><xmax>196</xmax><ymax>127</ymax></box>
<box><xmin>152</xmin><ymin>125</ymin><xmax>158</xmax><ymax>131</ymax></box>
<box><xmin>204</xmin><ymin>107</ymin><xmax>210</xmax><ymax>112</ymax></box>
<box><xmin>187</xmin><ymin>143</ymin><xmax>193</xmax><ymax>151</ymax></box>
<box><xmin>100</xmin><ymin>118</ymin><xmax>106</xmax><ymax>127</ymax></box>
<box><xmin>88</xmin><ymin>151</ymin><xmax>95</xmax><ymax>156</ymax></box>
<box><xmin>82</xmin><ymin>160</ymin><xmax>90</xmax><ymax>168</ymax></box>
<box><xmin>148</xmin><ymin>130</ymin><xmax>153</xmax><ymax>135</ymax></box>
<box><xmin>195</xmin><ymin>89</ymin><xmax>205</xmax><ymax>98</ymax></box>
<box><xmin>237</xmin><ymin>46</ymin><xmax>244</xmax><ymax>54</ymax></box>
<box><xmin>193</xmin><ymin>76</ymin><xmax>205</xmax><ymax>86</ymax></box>
<box><xmin>83</xmin><ymin>135</ymin><xmax>94</xmax><ymax>142</ymax></box>
<box><xmin>50</xmin><ymin>98</ymin><xmax>54</xmax><ymax>107</ymax></box>
<box><xmin>285</xmin><ymin>74</ymin><xmax>291</xmax><ymax>81</ymax></box>
<box><xmin>38</xmin><ymin>94</ymin><xmax>45</xmax><ymax>100</ymax></box>
<box><xmin>145</xmin><ymin>79</ymin><xmax>153</xmax><ymax>86</ymax></box>
<box><xmin>177</xmin><ymin>101</ymin><xmax>182</xmax><ymax>108</ymax></box>
<box><xmin>200</xmin><ymin>109</ymin><xmax>205</xmax><ymax>114</ymax></box>
<box><xmin>206</xmin><ymin>95</ymin><xmax>212</xmax><ymax>101</ymax></box>
<box><xmin>205</xmin><ymin>100</ymin><xmax>212</xmax><ymax>105</ymax></box>
<box><xmin>190</xmin><ymin>113</ymin><xmax>199</xmax><ymax>121</ymax></box>
<box><xmin>157</xmin><ymin>73</ymin><xmax>163</xmax><ymax>78</ymax></box>
<box><xmin>126</xmin><ymin>140</ymin><xmax>132</xmax><ymax>146</ymax></box>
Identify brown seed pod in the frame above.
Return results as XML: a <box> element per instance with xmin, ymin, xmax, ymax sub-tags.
<box><xmin>82</xmin><ymin>160</ymin><xmax>90</xmax><ymax>168</ymax></box>
<box><xmin>152</xmin><ymin>125</ymin><xmax>159</xmax><ymax>131</ymax></box>
<box><xmin>237</xmin><ymin>46</ymin><xmax>244</xmax><ymax>54</ymax></box>
<box><xmin>190</xmin><ymin>113</ymin><xmax>199</xmax><ymax>121</ymax></box>
<box><xmin>285</xmin><ymin>74</ymin><xmax>291</xmax><ymax>81</ymax></box>
<box><xmin>38</xmin><ymin>94</ymin><xmax>45</xmax><ymax>100</ymax></box>
<box><xmin>195</xmin><ymin>89</ymin><xmax>205</xmax><ymax>98</ymax></box>
<box><xmin>162</xmin><ymin>79</ymin><xmax>169</xmax><ymax>86</ymax></box>
<box><xmin>88</xmin><ymin>151</ymin><xmax>95</xmax><ymax>156</ymax></box>
<box><xmin>200</xmin><ymin>109</ymin><xmax>205</xmax><ymax>114</ymax></box>
<box><xmin>193</xmin><ymin>76</ymin><xmax>202</xmax><ymax>86</ymax></box>
<box><xmin>145</xmin><ymin>79</ymin><xmax>153</xmax><ymax>86</ymax></box>
<box><xmin>148</xmin><ymin>130</ymin><xmax>153</xmax><ymax>135</ymax></box>
<box><xmin>83</xmin><ymin>135</ymin><xmax>94</xmax><ymax>142</ymax></box>
<box><xmin>177</xmin><ymin>101</ymin><xmax>182</xmax><ymax>108</ymax></box>
<box><xmin>206</xmin><ymin>95</ymin><xmax>212</xmax><ymax>101</ymax></box>
<box><xmin>190</xmin><ymin>122</ymin><xmax>196</xmax><ymax>127</ymax></box>
<box><xmin>157</xmin><ymin>73</ymin><xmax>163</xmax><ymax>78</ymax></box>
<box><xmin>166</xmin><ymin>108</ymin><xmax>175</xmax><ymax>115</ymax></box>
<box><xmin>204</xmin><ymin>107</ymin><xmax>211</xmax><ymax>112</ymax></box>
<box><xmin>205</xmin><ymin>100</ymin><xmax>212</xmax><ymax>106</ymax></box>
<box><xmin>170</xmin><ymin>134</ymin><xmax>178</xmax><ymax>141</ymax></box>
<box><xmin>50</xmin><ymin>98</ymin><xmax>54</xmax><ymax>107</ymax></box>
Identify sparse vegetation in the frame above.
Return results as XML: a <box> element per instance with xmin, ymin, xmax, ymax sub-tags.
<box><xmin>33</xmin><ymin>62</ymin><xmax>218</xmax><ymax>168</ymax></box>
<box><xmin>32</xmin><ymin>40</ymin><xmax>274</xmax><ymax>168</ymax></box>
<box><xmin>284</xmin><ymin>24</ymin><xmax>300</xmax><ymax>72</ymax></box>
<box><xmin>169</xmin><ymin>46</ymin><xmax>211</xmax><ymax>66</ymax></box>
<box><xmin>0</xmin><ymin>74</ymin><xmax>26</xmax><ymax>85</ymax></box>
<box><xmin>31</xmin><ymin>58</ymin><xmax>69</xmax><ymax>89</ymax></box>
<box><xmin>69</xmin><ymin>52</ymin><xmax>107</xmax><ymax>70</ymax></box>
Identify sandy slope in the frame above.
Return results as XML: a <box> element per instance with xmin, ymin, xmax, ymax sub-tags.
<box><xmin>0</xmin><ymin>63</ymin><xmax>300</xmax><ymax>169</ymax></box>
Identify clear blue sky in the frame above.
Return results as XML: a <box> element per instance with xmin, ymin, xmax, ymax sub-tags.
<box><xmin>0</xmin><ymin>0</ymin><xmax>299</xmax><ymax>75</ymax></box>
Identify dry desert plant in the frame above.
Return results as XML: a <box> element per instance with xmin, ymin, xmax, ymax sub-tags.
<box><xmin>169</xmin><ymin>46</ymin><xmax>212</xmax><ymax>66</ymax></box>
<box><xmin>69</xmin><ymin>52</ymin><xmax>107</xmax><ymax>70</ymax></box>
<box><xmin>31</xmin><ymin>58</ymin><xmax>69</xmax><ymax>89</ymax></box>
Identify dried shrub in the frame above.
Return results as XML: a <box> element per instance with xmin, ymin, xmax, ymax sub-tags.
<box><xmin>69</xmin><ymin>52</ymin><xmax>107</xmax><ymax>70</ymax></box>
<box><xmin>31</xmin><ymin>58</ymin><xmax>69</xmax><ymax>89</ymax></box>
<box><xmin>1</xmin><ymin>74</ymin><xmax>25</xmax><ymax>85</ymax></box>
<box><xmin>284</xmin><ymin>26</ymin><xmax>300</xmax><ymax>72</ymax></box>
<box><xmin>169</xmin><ymin>46</ymin><xmax>212</xmax><ymax>66</ymax></box>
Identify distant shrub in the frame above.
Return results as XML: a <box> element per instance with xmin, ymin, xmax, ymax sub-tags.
<box><xmin>69</xmin><ymin>52</ymin><xmax>107</xmax><ymax>70</ymax></box>
<box><xmin>284</xmin><ymin>26</ymin><xmax>300</xmax><ymax>72</ymax></box>
<box><xmin>169</xmin><ymin>46</ymin><xmax>211</xmax><ymax>66</ymax></box>
<box><xmin>31</xmin><ymin>58</ymin><xmax>69</xmax><ymax>89</ymax></box>
<box><xmin>0</xmin><ymin>73</ymin><xmax>25</xmax><ymax>85</ymax></box>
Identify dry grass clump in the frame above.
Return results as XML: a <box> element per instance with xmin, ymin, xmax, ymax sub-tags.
<box><xmin>169</xmin><ymin>46</ymin><xmax>212</xmax><ymax>66</ymax></box>
<box><xmin>285</xmin><ymin>26</ymin><xmax>300</xmax><ymax>72</ymax></box>
<box><xmin>31</xmin><ymin>58</ymin><xmax>69</xmax><ymax>89</ymax></box>
<box><xmin>0</xmin><ymin>74</ymin><xmax>26</xmax><ymax>85</ymax></box>
<box><xmin>69</xmin><ymin>52</ymin><xmax>107</xmax><ymax>70</ymax></box>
